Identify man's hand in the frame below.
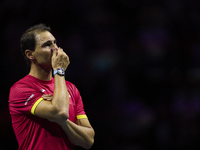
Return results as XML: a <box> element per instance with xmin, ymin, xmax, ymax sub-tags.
<box><xmin>51</xmin><ymin>47</ymin><xmax>70</xmax><ymax>71</ymax></box>
<box><xmin>42</xmin><ymin>94</ymin><xmax>53</xmax><ymax>101</ymax></box>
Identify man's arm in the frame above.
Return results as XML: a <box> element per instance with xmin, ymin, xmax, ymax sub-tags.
<box><xmin>42</xmin><ymin>94</ymin><xmax>95</xmax><ymax>149</ymax></box>
<box><xmin>34</xmin><ymin>48</ymin><xmax>70</xmax><ymax>122</ymax></box>
<box><xmin>58</xmin><ymin>118</ymin><xmax>95</xmax><ymax>149</ymax></box>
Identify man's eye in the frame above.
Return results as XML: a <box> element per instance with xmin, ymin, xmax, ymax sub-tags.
<box><xmin>46</xmin><ymin>44</ymin><xmax>51</xmax><ymax>47</ymax></box>
<box><xmin>54</xmin><ymin>40</ymin><xmax>57</xmax><ymax>44</ymax></box>
<box><xmin>43</xmin><ymin>43</ymin><xmax>51</xmax><ymax>47</ymax></box>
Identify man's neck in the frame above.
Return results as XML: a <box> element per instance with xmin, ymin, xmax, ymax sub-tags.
<box><xmin>29</xmin><ymin>64</ymin><xmax>52</xmax><ymax>81</ymax></box>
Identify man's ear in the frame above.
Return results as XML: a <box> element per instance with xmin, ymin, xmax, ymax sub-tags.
<box><xmin>25</xmin><ymin>50</ymin><xmax>35</xmax><ymax>60</ymax></box>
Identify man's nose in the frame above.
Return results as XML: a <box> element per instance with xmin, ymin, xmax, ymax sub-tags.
<box><xmin>51</xmin><ymin>46</ymin><xmax>56</xmax><ymax>51</ymax></box>
<box><xmin>51</xmin><ymin>44</ymin><xmax>58</xmax><ymax>51</ymax></box>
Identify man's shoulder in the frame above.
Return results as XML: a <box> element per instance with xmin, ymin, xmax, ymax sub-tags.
<box><xmin>11</xmin><ymin>75</ymin><xmax>33</xmax><ymax>90</ymax></box>
<box><xmin>9</xmin><ymin>75</ymin><xmax>36</xmax><ymax>101</ymax></box>
<box><xmin>65</xmin><ymin>80</ymin><xmax>73</xmax><ymax>86</ymax></box>
<box><xmin>65</xmin><ymin>80</ymin><xmax>77</xmax><ymax>91</ymax></box>
<box><xmin>65</xmin><ymin>80</ymin><xmax>74</xmax><ymax>88</ymax></box>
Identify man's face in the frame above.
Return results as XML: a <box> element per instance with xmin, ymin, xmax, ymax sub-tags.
<box><xmin>33</xmin><ymin>31</ymin><xmax>58</xmax><ymax>69</ymax></box>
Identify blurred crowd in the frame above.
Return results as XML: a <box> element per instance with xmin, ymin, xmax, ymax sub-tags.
<box><xmin>1</xmin><ymin>0</ymin><xmax>200</xmax><ymax>150</ymax></box>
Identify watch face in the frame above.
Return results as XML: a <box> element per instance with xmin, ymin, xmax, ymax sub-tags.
<box><xmin>58</xmin><ymin>69</ymin><xmax>64</xmax><ymax>75</ymax></box>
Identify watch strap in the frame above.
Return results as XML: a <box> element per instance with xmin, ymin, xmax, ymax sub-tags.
<box><xmin>53</xmin><ymin>68</ymin><xmax>65</xmax><ymax>76</ymax></box>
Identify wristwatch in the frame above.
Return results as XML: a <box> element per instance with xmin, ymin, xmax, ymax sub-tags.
<box><xmin>53</xmin><ymin>68</ymin><xmax>65</xmax><ymax>76</ymax></box>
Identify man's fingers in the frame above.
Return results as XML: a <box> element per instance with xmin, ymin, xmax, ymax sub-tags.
<box><xmin>51</xmin><ymin>49</ymin><xmax>56</xmax><ymax>57</ymax></box>
<box><xmin>46</xmin><ymin>98</ymin><xmax>52</xmax><ymax>101</ymax></box>
<box><xmin>52</xmin><ymin>48</ymin><xmax>58</xmax><ymax>57</ymax></box>
<box><xmin>51</xmin><ymin>47</ymin><xmax>70</xmax><ymax>70</ymax></box>
<box><xmin>42</xmin><ymin>94</ymin><xmax>53</xmax><ymax>101</ymax></box>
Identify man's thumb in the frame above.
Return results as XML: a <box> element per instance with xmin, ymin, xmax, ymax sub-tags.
<box><xmin>52</xmin><ymin>48</ymin><xmax>57</xmax><ymax>57</ymax></box>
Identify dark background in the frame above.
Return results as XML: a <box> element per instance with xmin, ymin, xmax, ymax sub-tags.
<box><xmin>1</xmin><ymin>0</ymin><xmax>200</xmax><ymax>150</ymax></box>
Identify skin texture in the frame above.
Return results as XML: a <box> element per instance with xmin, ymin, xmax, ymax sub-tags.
<box><xmin>25</xmin><ymin>31</ymin><xmax>94</xmax><ymax>149</ymax></box>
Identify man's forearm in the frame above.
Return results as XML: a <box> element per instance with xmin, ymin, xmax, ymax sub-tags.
<box><xmin>59</xmin><ymin>119</ymin><xmax>95</xmax><ymax>149</ymax></box>
<box><xmin>52</xmin><ymin>75</ymin><xmax>69</xmax><ymax>119</ymax></box>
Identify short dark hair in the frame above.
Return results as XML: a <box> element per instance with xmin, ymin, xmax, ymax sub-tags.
<box><xmin>20</xmin><ymin>23</ymin><xmax>51</xmax><ymax>66</ymax></box>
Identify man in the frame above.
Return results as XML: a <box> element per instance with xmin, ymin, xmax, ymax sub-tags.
<box><xmin>9</xmin><ymin>24</ymin><xmax>95</xmax><ymax>150</ymax></box>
